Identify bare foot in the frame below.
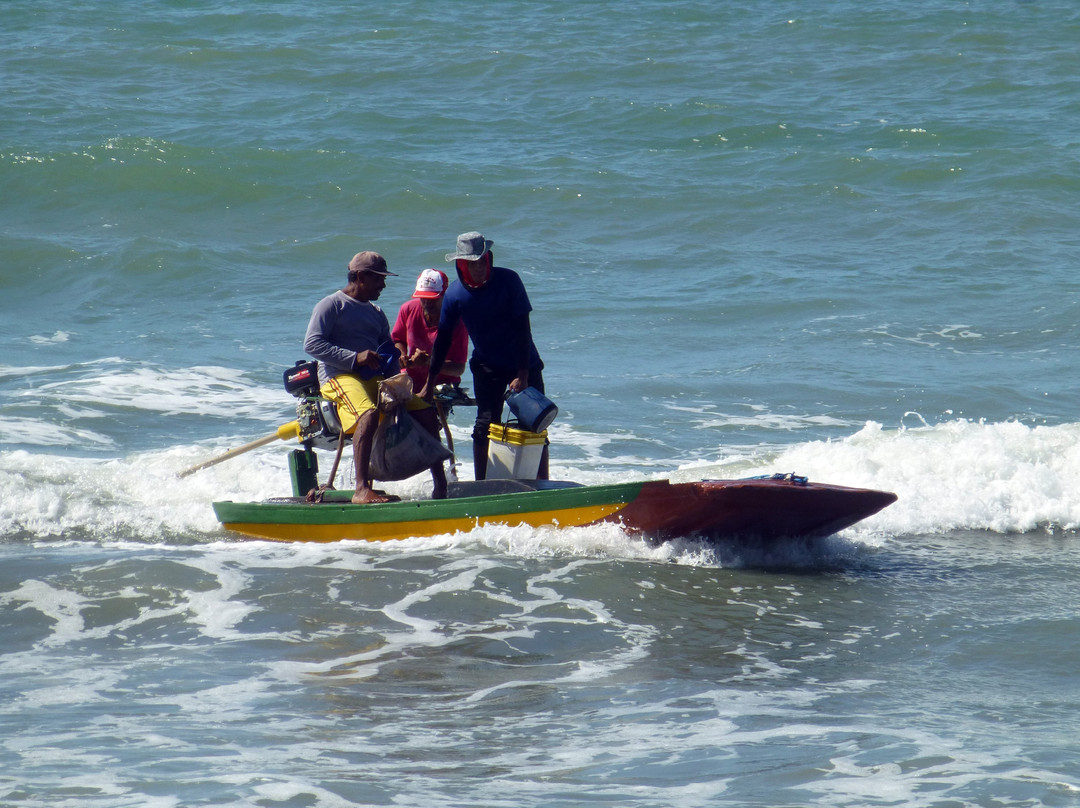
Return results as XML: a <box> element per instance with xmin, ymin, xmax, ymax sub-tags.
<box><xmin>352</xmin><ymin>488</ymin><xmax>392</xmax><ymax>504</ymax></box>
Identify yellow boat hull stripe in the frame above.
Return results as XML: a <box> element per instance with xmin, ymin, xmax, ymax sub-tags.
<box><xmin>223</xmin><ymin>501</ymin><xmax>626</xmax><ymax>543</ymax></box>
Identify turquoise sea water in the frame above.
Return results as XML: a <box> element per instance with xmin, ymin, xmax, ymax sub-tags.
<box><xmin>3</xmin><ymin>2</ymin><xmax>1080</xmax><ymax>806</ymax></box>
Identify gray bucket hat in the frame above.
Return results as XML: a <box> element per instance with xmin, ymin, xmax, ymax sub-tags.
<box><xmin>445</xmin><ymin>231</ymin><xmax>493</xmax><ymax>262</ymax></box>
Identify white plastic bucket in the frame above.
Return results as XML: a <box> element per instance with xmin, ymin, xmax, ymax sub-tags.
<box><xmin>487</xmin><ymin>424</ymin><xmax>547</xmax><ymax>480</ymax></box>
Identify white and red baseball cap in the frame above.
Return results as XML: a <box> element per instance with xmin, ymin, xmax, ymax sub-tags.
<box><xmin>413</xmin><ymin>268</ymin><xmax>448</xmax><ymax>299</ymax></box>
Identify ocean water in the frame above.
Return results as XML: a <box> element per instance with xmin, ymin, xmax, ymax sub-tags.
<box><xmin>3</xmin><ymin>1</ymin><xmax>1080</xmax><ymax>805</ymax></box>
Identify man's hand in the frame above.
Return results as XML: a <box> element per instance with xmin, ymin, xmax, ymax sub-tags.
<box><xmin>509</xmin><ymin>372</ymin><xmax>529</xmax><ymax>393</ymax></box>
<box><xmin>407</xmin><ymin>348</ymin><xmax>431</xmax><ymax>368</ymax></box>
<box><xmin>355</xmin><ymin>350</ymin><xmax>383</xmax><ymax>371</ymax></box>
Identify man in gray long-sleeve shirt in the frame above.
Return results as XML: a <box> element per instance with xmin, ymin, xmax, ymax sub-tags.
<box><xmin>304</xmin><ymin>251</ymin><xmax>447</xmax><ymax>503</ymax></box>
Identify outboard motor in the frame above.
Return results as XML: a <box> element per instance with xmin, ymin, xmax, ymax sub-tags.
<box><xmin>283</xmin><ymin>361</ymin><xmax>342</xmax><ymax>451</ymax></box>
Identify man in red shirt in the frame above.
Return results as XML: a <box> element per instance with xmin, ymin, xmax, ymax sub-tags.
<box><xmin>392</xmin><ymin>269</ymin><xmax>469</xmax><ymax>393</ymax></box>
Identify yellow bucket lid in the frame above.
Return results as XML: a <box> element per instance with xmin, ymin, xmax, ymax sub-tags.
<box><xmin>488</xmin><ymin>423</ymin><xmax>548</xmax><ymax>445</ymax></box>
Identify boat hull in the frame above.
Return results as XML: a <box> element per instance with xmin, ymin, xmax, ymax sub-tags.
<box><xmin>213</xmin><ymin>477</ymin><xmax>897</xmax><ymax>544</ymax></box>
<box><xmin>604</xmin><ymin>478</ymin><xmax>897</xmax><ymax>543</ymax></box>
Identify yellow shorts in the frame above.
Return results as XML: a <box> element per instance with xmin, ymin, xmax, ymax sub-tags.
<box><xmin>321</xmin><ymin>374</ymin><xmax>429</xmax><ymax>435</ymax></box>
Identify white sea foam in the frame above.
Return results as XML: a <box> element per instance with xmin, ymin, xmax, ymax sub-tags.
<box><xmin>0</xmin><ymin>446</ymin><xmax>280</xmax><ymax>539</ymax></box>
<box><xmin>6</xmin><ymin>359</ymin><xmax>283</xmax><ymax>420</ymax></box>
<box><xmin>664</xmin><ymin>401</ymin><xmax>854</xmax><ymax>432</ymax></box>
<box><xmin>0</xmin><ymin>579</ymin><xmax>93</xmax><ymax>649</ymax></box>
<box><xmin>672</xmin><ymin>418</ymin><xmax>1080</xmax><ymax>538</ymax></box>
<box><xmin>178</xmin><ymin>555</ymin><xmax>261</xmax><ymax>640</ymax></box>
<box><xmin>26</xmin><ymin>331</ymin><xmax>71</xmax><ymax>345</ymax></box>
<box><xmin>5</xmin><ymin>417</ymin><xmax>1080</xmax><ymax>545</ymax></box>
<box><xmin>262</xmin><ymin>552</ymin><xmax>663</xmax><ymax>692</ymax></box>
<box><xmin>0</xmin><ymin>415</ymin><xmax>117</xmax><ymax>448</ymax></box>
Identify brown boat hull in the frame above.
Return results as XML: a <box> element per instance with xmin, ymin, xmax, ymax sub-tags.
<box><xmin>603</xmin><ymin>478</ymin><xmax>897</xmax><ymax>543</ymax></box>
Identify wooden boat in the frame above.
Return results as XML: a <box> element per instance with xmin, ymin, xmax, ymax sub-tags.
<box><xmin>208</xmin><ymin>370</ymin><xmax>897</xmax><ymax>545</ymax></box>
<box><xmin>213</xmin><ymin>474</ymin><xmax>897</xmax><ymax>544</ymax></box>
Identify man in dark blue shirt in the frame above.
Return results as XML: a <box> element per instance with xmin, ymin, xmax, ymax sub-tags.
<box><xmin>421</xmin><ymin>232</ymin><xmax>548</xmax><ymax>480</ymax></box>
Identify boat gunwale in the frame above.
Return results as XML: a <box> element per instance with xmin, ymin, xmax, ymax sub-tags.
<box><xmin>213</xmin><ymin>480</ymin><xmax>648</xmax><ymax>526</ymax></box>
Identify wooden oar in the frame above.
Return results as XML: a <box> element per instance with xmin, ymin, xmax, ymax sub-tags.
<box><xmin>178</xmin><ymin>421</ymin><xmax>299</xmax><ymax>478</ymax></box>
